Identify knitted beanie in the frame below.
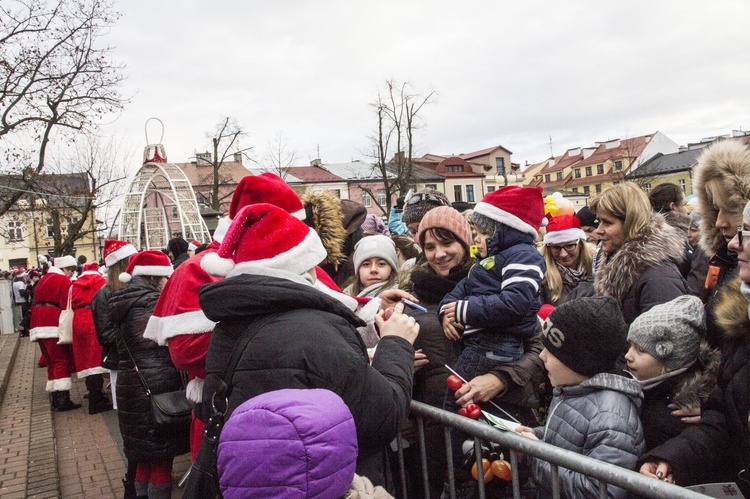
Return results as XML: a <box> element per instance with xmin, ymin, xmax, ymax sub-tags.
<box><xmin>689</xmin><ymin>211</ymin><xmax>701</xmax><ymax>230</ymax></box>
<box><xmin>542</xmin><ymin>296</ymin><xmax>628</xmax><ymax>377</ymax></box>
<box><xmin>352</xmin><ymin>234</ymin><xmax>399</xmax><ymax>273</ymax></box>
<box><xmin>402</xmin><ymin>188</ymin><xmax>451</xmax><ymax>226</ymax></box>
<box><xmin>416</xmin><ymin>206</ymin><xmax>473</xmax><ymax>251</ymax></box>
<box><xmin>627</xmin><ymin>295</ymin><xmax>705</xmax><ymax>370</ymax></box>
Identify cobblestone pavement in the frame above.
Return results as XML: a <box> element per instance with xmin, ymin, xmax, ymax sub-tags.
<box><xmin>0</xmin><ymin>334</ymin><xmax>190</xmax><ymax>498</ymax></box>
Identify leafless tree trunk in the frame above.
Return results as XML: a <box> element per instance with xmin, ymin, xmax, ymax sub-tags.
<box><xmin>0</xmin><ymin>0</ymin><xmax>127</xmax><ymax>216</ymax></box>
<box><xmin>201</xmin><ymin>117</ymin><xmax>252</xmax><ymax>212</ymax></box>
<box><xmin>257</xmin><ymin>130</ymin><xmax>298</xmax><ymax>180</ymax></box>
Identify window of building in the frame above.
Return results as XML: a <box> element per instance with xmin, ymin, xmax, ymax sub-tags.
<box><xmin>7</xmin><ymin>220</ymin><xmax>23</xmax><ymax>242</ymax></box>
<box><xmin>466</xmin><ymin>185</ymin><xmax>475</xmax><ymax>203</ymax></box>
<box><xmin>426</xmin><ymin>184</ymin><xmax>437</xmax><ymax>190</ymax></box>
<box><xmin>597</xmin><ymin>164</ymin><xmax>604</xmax><ymax>174</ymax></box>
<box><xmin>585</xmin><ymin>166</ymin><xmax>592</xmax><ymax>176</ymax></box>
<box><xmin>583</xmin><ymin>186</ymin><xmax>590</xmax><ymax>195</ymax></box>
<box><xmin>453</xmin><ymin>185</ymin><xmax>462</xmax><ymax>203</ymax></box>
<box><xmin>545</xmin><ymin>174</ymin><xmax>551</xmax><ymax>183</ymax></box>
<box><xmin>614</xmin><ymin>160</ymin><xmax>623</xmax><ymax>170</ymax></box>
<box><xmin>46</xmin><ymin>218</ymin><xmax>54</xmax><ymax>238</ymax></box>
<box><xmin>556</xmin><ymin>172</ymin><xmax>562</xmax><ymax>181</ymax></box>
<box><xmin>362</xmin><ymin>191</ymin><xmax>371</xmax><ymax>208</ymax></box>
<box><xmin>377</xmin><ymin>189</ymin><xmax>387</xmax><ymax>206</ymax></box>
<box><xmin>495</xmin><ymin>157</ymin><xmax>505</xmax><ymax>176</ymax></box>
<box><xmin>595</xmin><ymin>184</ymin><xmax>602</xmax><ymax>194</ymax></box>
<box><xmin>678</xmin><ymin>179</ymin><xmax>686</xmax><ymax>192</ymax></box>
<box><xmin>330</xmin><ymin>189</ymin><xmax>341</xmax><ymax>199</ymax></box>
<box><xmin>574</xmin><ymin>169</ymin><xmax>581</xmax><ymax>179</ymax></box>
<box><xmin>645</xmin><ymin>183</ymin><xmax>652</xmax><ymax>192</ymax></box>
<box><xmin>572</xmin><ymin>187</ymin><xmax>578</xmax><ymax>194</ymax></box>
<box><xmin>487</xmin><ymin>186</ymin><xmax>495</xmax><ymax>193</ymax></box>
<box><xmin>171</xmin><ymin>206</ymin><xmax>179</xmax><ymax>219</ymax></box>
<box><xmin>66</xmin><ymin>216</ymin><xmax>79</xmax><ymax>233</ymax></box>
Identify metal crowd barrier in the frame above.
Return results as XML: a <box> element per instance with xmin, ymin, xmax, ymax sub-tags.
<box><xmin>391</xmin><ymin>401</ymin><xmax>710</xmax><ymax>499</ymax></box>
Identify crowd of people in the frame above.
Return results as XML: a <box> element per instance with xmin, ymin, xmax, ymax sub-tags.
<box><xmin>9</xmin><ymin>138</ymin><xmax>750</xmax><ymax>498</ymax></box>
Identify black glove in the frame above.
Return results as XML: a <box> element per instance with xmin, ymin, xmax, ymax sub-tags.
<box><xmin>396</xmin><ymin>196</ymin><xmax>405</xmax><ymax>210</ymax></box>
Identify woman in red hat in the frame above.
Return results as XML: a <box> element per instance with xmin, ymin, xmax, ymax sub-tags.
<box><xmin>109</xmin><ymin>250</ymin><xmax>188</xmax><ymax>499</ymax></box>
<box><xmin>540</xmin><ymin>214</ymin><xmax>596</xmax><ymax>306</ymax></box>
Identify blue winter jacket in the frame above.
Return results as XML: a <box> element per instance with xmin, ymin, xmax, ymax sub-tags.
<box><xmin>439</xmin><ymin>223</ymin><xmax>545</xmax><ymax>343</ymax></box>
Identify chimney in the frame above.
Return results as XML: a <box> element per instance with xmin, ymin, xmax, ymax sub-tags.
<box><xmin>233</xmin><ymin>152</ymin><xmax>243</xmax><ymax>163</ymax></box>
<box><xmin>310</xmin><ymin>158</ymin><xmax>322</xmax><ymax>167</ymax></box>
<box><xmin>195</xmin><ymin>152</ymin><xmax>212</xmax><ymax>165</ymax></box>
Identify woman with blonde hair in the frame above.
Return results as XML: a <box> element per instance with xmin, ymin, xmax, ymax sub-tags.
<box><xmin>590</xmin><ymin>182</ymin><xmax>687</xmax><ymax>324</ymax></box>
<box><xmin>540</xmin><ymin>214</ymin><xmax>596</xmax><ymax>306</ymax></box>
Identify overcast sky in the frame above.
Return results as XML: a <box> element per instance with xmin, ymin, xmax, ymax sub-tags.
<box><xmin>101</xmin><ymin>0</ymin><xmax>750</xmax><ymax>171</ymax></box>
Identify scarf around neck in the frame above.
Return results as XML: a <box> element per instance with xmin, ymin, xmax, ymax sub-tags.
<box><xmin>410</xmin><ymin>264</ymin><xmax>470</xmax><ymax>305</ymax></box>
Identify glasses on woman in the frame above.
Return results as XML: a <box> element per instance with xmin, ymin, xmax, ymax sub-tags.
<box><xmin>406</xmin><ymin>192</ymin><xmax>450</xmax><ymax>206</ymax></box>
<box><xmin>737</xmin><ymin>226</ymin><xmax>750</xmax><ymax>245</ymax></box>
<box><xmin>547</xmin><ymin>242</ymin><xmax>579</xmax><ymax>254</ymax></box>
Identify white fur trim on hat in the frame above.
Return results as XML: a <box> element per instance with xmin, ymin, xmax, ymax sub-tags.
<box><xmin>54</xmin><ymin>255</ymin><xmax>77</xmax><ymax>269</ymax></box>
<box><xmin>291</xmin><ymin>207</ymin><xmax>306</xmax><ymax>220</ymax></box>
<box><xmin>544</xmin><ymin>228</ymin><xmax>587</xmax><ymax>245</ymax></box>
<box><xmin>105</xmin><ymin>243</ymin><xmax>137</xmax><ymax>267</ymax></box>
<box><xmin>474</xmin><ymin>201</ymin><xmax>538</xmax><ymax>237</ymax></box>
<box><xmin>212</xmin><ymin>216</ymin><xmax>231</xmax><ymax>243</ymax></box>
<box><xmin>204</xmin><ymin>229</ymin><xmax>327</xmax><ymax>278</ymax></box>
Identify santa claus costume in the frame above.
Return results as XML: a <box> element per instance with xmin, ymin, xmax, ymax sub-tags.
<box><xmin>71</xmin><ymin>262</ymin><xmax>112</xmax><ymax>414</ymax></box>
<box><xmin>30</xmin><ymin>255</ymin><xmax>81</xmax><ymax>411</ymax></box>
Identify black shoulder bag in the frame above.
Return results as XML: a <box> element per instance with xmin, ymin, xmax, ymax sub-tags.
<box><xmin>182</xmin><ymin>316</ymin><xmax>274</xmax><ymax>499</ymax></box>
<box><xmin>120</xmin><ymin>331</ymin><xmax>192</xmax><ymax>427</ymax></box>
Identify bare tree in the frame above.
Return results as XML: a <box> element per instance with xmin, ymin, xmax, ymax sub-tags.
<box><xmin>0</xmin><ymin>0</ymin><xmax>127</xmax><ymax>216</ymax></box>
<box><xmin>365</xmin><ymin>79</ymin><xmax>435</xmax><ymax>213</ymax></box>
<box><xmin>198</xmin><ymin>117</ymin><xmax>253</xmax><ymax>212</ymax></box>
<box><xmin>257</xmin><ymin>130</ymin><xmax>298</xmax><ymax>180</ymax></box>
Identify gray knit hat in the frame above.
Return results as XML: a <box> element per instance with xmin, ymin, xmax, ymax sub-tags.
<box><xmin>352</xmin><ymin>234</ymin><xmax>399</xmax><ymax>274</ymax></box>
<box><xmin>689</xmin><ymin>211</ymin><xmax>702</xmax><ymax>230</ymax></box>
<box><xmin>541</xmin><ymin>296</ymin><xmax>628</xmax><ymax>377</ymax></box>
<box><xmin>627</xmin><ymin>295</ymin><xmax>705</xmax><ymax>371</ymax></box>
<box><xmin>469</xmin><ymin>211</ymin><xmax>496</xmax><ymax>236</ymax></box>
<box><xmin>402</xmin><ymin>188</ymin><xmax>451</xmax><ymax>226</ymax></box>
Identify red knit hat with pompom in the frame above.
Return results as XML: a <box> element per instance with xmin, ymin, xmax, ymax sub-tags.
<box><xmin>119</xmin><ymin>250</ymin><xmax>173</xmax><ymax>282</ymax></box>
<box><xmin>543</xmin><ymin>214</ymin><xmax>587</xmax><ymax>245</ymax></box>
<box><xmin>229</xmin><ymin>173</ymin><xmax>305</xmax><ymax>220</ymax></box>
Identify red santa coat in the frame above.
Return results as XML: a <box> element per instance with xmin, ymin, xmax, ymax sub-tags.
<box><xmin>30</xmin><ymin>267</ymin><xmax>72</xmax><ymax>341</ymax></box>
<box><xmin>71</xmin><ymin>271</ymin><xmax>107</xmax><ymax>377</ymax></box>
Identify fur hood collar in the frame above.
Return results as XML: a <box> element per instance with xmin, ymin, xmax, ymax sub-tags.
<box><xmin>694</xmin><ymin>140</ymin><xmax>750</xmax><ymax>256</ymax></box>
<box><xmin>594</xmin><ymin>213</ymin><xmax>685</xmax><ymax>300</ymax></box>
<box><xmin>671</xmin><ymin>342</ymin><xmax>721</xmax><ymax>410</ymax></box>
<box><xmin>299</xmin><ymin>189</ymin><xmax>348</xmax><ymax>269</ymax></box>
<box><xmin>713</xmin><ymin>276</ymin><xmax>750</xmax><ymax>340</ymax></box>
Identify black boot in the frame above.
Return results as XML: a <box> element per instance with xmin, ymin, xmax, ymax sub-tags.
<box><xmin>122</xmin><ymin>478</ymin><xmax>137</xmax><ymax>499</ymax></box>
<box><xmin>54</xmin><ymin>390</ymin><xmax>82</xmax><ymax>412</ymax></box>
<box><xmin>88</xmin><ymin>389</ymin><xmax>113</xmax><ymax>414</ymax></box>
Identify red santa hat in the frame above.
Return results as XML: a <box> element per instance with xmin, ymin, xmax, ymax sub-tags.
<box><xmin>543</xmin><ymin>214</ymin><xmax>587</xmax><ymax>245</ymax></box>
<box><xmin>188</xmin><ymin>240</ymin><xmax>202</xmax><ymax>252</ymax></box>
<box><xmin>82</xmin><ymin>262</ymin><xmax>99</xmax><ymax>273</ymax></box>
<box><xmin>119</xmin><ymin>250</ymin><xmax>174</xmax><ymax>283</ymax></box>
<box><xmin>202</xmin><ymin>203</ymin><xmax>327</xmax><ymax>277</ymax></box>
<box><xmin>103</xmin><ymin>239</ymin><xmax>138</xmax><ymax>267</ymax></box>
<box><xmin>472</xmin><ymin>186</ymin><xmax>545</xmax><ymax>238</ymax></box>
<box><xmin>229</xmin><ymin>173</ymin><xmax>305</xmax><ymax>220</ymax></box>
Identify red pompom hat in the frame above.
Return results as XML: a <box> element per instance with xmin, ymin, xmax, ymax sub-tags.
<box><xmin>119</xmin><ymin>250</ymin><xmax>174</xmax><ymax>282</ymax></box>
<box><xmin>82</xmin><ymin>262</ymin><xmax>100</xmax><ymax>274</ymax></box>
<box><xmin>543</xmin><ymin>214</ymin><xmax>587</xmax><ymax>245</ymax></box>
<box><xmin>188</xmin><ymin>240</ymin><xmax>202</xmax><ymax>252</ymax></box>
<box><xmin>228</xmin><ymin>173</ymin><xmax>305</xmax><ymax>220</ymax></box>
<box><xmin>472</xmin><ymin>185</ymin><xmax>545</xmax><ymax>237</ymax></box>
<box><xmin>103</xmin><ymin>239</ymin><xmax>138</xmax><ymax>267</ymax></box>
<box><xmin>202</xmin><ymin>203</ymin><xmax>327</xmax><ymax>278</ymax></box>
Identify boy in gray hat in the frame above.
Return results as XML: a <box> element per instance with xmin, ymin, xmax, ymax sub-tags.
<box><xmin>625</xmin><ymin>295</ymin><xmax>720</xmax><ymax>451</ymax></box>
<box><xmin>516</xmin><ymin>296</ymin><xmax>645</xmax><ymax>498</ymax></box>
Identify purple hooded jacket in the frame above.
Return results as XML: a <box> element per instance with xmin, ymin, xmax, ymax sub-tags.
<box><xmin>217</xmin><ymin>389</ymin><xmax>358</xmax><ymax>498</ymax></box>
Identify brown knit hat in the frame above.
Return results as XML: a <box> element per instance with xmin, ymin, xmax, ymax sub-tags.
<box><xmin>416</xmin><ymin>206</ymin><xmax>473</xmax><ymax>251</ymax></box>
<box><xmin>402</xmin><ymin>188</ymin><xmax>451</xmax><ymax>226</ymax></box>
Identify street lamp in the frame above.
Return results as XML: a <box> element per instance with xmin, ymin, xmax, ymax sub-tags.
<box><xmin>97</xmin><ymin>234</ymin><xmax>105</xmax><ymax>264</ymax></box>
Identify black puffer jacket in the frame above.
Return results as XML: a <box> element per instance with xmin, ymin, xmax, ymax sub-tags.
<box><xmin>199</xmin><ymin>271</ymin><xmax>414</xmax><ymax>485</ymax></box>
<box><xmin>108</xmin><ymin>277</ymin><xmax>189</xmax><ymax>462</ymax></box>
<box><xmin>642</xmin><ymin>278</ymin><xmax>750</xmax><ymax>485</ymax></box>
<box><xmin>92</xmin><ymin>284</ymin><xmax>118</xmax><ymax>370</ymax></box>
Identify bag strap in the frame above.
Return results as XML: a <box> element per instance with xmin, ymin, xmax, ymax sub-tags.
<box><xmin>118</xmin><ymin>327</ymin><xmax>153</xmax><ymax>396</ymax></box>
<box><xmin>211</xmin><ymin>314</ymin><xmax>276</xmax><ymax>415</ymax></box>
<box><xmin>66</xmin><ymin>287</ymin><xmax>72</xmax><ymax>311</ymax></box>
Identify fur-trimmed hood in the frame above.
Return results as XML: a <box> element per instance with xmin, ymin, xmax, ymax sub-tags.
<box><xmin>299</xmin><ymin>189</ymin><xmax>348</xmax><ymax>269</ymax></box>
<box><xmin>712</xmin><ymin>276</ymin><xmax>750</xmax><ymax>340</ymax></box>
<box><xmin>671</xmin><ymin>341</ymin><xmax>721</xmax><ymax>410</ymax></box>
<box><xmin>694</xmin><ymin>140</ymin><xmax>750</xmax><ymax>256</ymax></box>
<box><xmin>594</xmin><ymin>213</ymin><xmax>685</xmax><ymax>300</ymax></box>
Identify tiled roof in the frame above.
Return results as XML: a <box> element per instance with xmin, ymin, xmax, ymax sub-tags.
<box><xmin>175</xmin><ymin>160</ymin><xmax>251</xmax><ymax>186</ymax></box>
<box><xmin>627</xmin><ymin>148</ymin><xmax>703</xmax><ymax>178</ymax></box>
<box><xmin>459</xmin><ymin>145</ymin><xmax>512</xmax><ymax>159</ymax></box>
<box><xmin>283</xmin><ymin>166</ymin><xmax>343</xmax><ymax>183</ymax></box>
<box><xmin>577</xmin><ymin>135</ymin><xmax>652</xmax><ymax>166</ymax></box>
<box><xmin>320</xmin><ymin>161</ymin><xmax>394</xmax><ymax>181</ymax></box>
